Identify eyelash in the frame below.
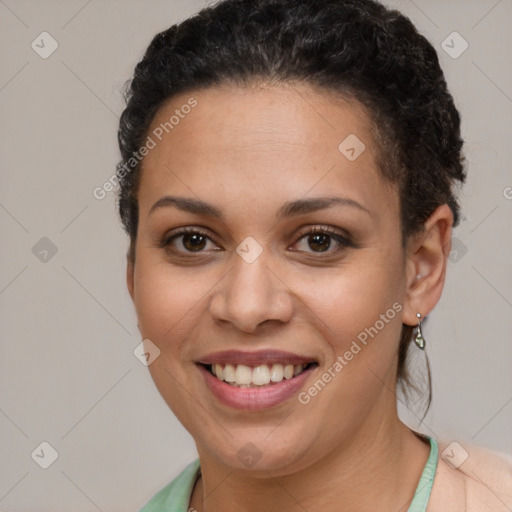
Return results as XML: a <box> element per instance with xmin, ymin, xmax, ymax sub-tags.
<box><xmin>160</xmin><ymin>225</ymin><xmax>355</xmax><ymax>256</ymax></box>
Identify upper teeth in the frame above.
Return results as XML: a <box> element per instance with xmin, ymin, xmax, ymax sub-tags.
<box><xmin>212</xmin><ymin>363</ymin><xmax>306</xmax><ymax>387</ymax></box>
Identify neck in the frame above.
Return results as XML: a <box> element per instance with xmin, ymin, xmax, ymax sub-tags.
<box><xmin>191</xmin><ymin>407</ymin><xmax>430</xmax><ymax>512</ymax></box>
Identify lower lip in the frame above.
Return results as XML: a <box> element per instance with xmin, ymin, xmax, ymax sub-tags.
<box><xmin>198</xmin><ymin>365</ymin><xmax>316</xmax><ymax>411</ymax></box>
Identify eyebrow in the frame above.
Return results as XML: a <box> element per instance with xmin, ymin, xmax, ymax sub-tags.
<box><xmin>148</xmin><ymin>195</ymin><xmax>370</xmax><ymax>219</ymax></box>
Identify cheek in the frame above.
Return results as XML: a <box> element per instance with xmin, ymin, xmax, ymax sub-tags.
<box><xmin>132</xmin><ymin>257</ymin><xmax>221</xmax><ymax>355</ymax></box>
<box><xmin>292</xmin><ymin>254</ymin><xmax>405</xmax><ymax>349</ymax></box>
<box><xmin>131</xmin><ymin>261</ymin><xmax>210</xmax><ymax>424</ymax></box>
<box><xmin>294</xmin><ymin>260</ymin><xmax>405</xmax><ymax>427</ymax></box>
<box><xmin>133</xmin><ymin>260</ymin><xmax>185</xmax><ymax>339</ymax></box>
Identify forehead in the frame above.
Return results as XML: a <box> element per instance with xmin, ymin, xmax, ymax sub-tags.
<box><xmin>146</xmin><ymin>82</ymin><xmax>374</xmax><ymax>157</ymax></box>
<box><xmin>138</xmin><ymin>82</ymin><xmax>396</xmax><ymax>221</ymax></box>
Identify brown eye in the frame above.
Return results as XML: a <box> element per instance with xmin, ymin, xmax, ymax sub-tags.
<box><xmin>181</xmin><ymin>233</ymin><xmax>207</xmax><ymax>252</ymax></box>
<box><xmin>292</xmin><ymin>226</ymin><xmax>354</xmax><ymax>255</ymax></box>
<box><xmin>307</xmin><ymin>233</ymin><xmax>332</xmax><ymax>252</ymax></box>
<box><xmin>162</xmin><ymin>228</ymin><xmax>218</xmax><ymax>254</ymax></box>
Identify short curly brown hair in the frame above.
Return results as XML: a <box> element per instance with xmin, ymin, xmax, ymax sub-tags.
<box><xmin>116</xmin><ymin>0</ymin><xmax>466</xmax><ymax>413</ymax></box>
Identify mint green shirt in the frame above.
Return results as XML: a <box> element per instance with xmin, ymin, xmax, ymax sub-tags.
<box><xmin>140</xmin><ymin>437</ymin><xmax>438</xmax><ymax>512</ymax></box>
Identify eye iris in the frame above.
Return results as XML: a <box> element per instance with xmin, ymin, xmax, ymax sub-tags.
<box><xmin>183</xmin><ymin>233</ymin><xmax>206</xmax><ymax>251</ymax></box>
<box><xmin>308</xmin><ymin>233</ymin><xmax>331</xmax><ymax>252</ymax></box>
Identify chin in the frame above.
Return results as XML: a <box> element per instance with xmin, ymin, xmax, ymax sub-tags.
<box><xmin>195</xmin><ymin>426</ymin><xmax>323</xmax><ymax>476</ymax></box>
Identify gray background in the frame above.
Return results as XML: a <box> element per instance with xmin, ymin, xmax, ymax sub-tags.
<box><xmin>1</xmin><ymin>0</ymin><xmax>511</xmax><ymax>510</ymax></box>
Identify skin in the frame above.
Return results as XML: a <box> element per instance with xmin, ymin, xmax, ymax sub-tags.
<box><xmin>127</xmin><ymin>82</ymin><xmax>453</xmax><ymax>511</ymax></box>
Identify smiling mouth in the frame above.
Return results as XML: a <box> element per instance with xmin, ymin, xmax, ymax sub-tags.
<box><xmin>203</xmin><ymin>362</ymin><xmax>319</xmax><ymax>388</ymax></box>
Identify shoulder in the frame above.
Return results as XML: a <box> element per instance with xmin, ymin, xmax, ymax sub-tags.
<box><xmin>139</xmin><ymin>459</ymin><xmax>201</xmax><ymax>512</ymax></box>
<box><xmin>428</xmin><ymin>440</ymin><xmax>512</xmax><ymax>511</ymax></box>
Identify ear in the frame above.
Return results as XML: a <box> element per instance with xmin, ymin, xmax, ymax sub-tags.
<box><xmin>126</xmin><ymin>254</ymin><xmax>135</xmax><ymax>301</ymax></box>
<box><xmin>402</xmin><ymin>204</ymin><xmax>453</xmax><ymax>326</ymax></box>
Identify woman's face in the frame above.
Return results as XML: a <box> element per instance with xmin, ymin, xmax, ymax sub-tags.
<box><xmin>128</xmin><ymin>83</ymin><xmax>417</xmax><ymax>474</ymax></box>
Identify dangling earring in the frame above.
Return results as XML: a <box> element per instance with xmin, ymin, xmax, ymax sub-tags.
<box><xmin>414</xmin><ymin>313</ymin><xmax>426</xmax><ymax>350</ymax></box>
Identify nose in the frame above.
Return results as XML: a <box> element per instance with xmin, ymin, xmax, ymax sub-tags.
<box><xmin>209</xmin><ymin>253</ymin><xmax>294</xmax><ymax>333</ymax></box>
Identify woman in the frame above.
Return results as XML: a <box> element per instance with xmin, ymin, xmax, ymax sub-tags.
<box><xmin>116</xmin><ymin>0</ymin><xmax>512</xmax><ymax>510</ymax></box>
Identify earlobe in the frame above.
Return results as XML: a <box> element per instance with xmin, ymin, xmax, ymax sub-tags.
<box><xmin>403</xmin><ymin>204</ymin><xmax>453</xmax><ymax>326</ymax></box>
